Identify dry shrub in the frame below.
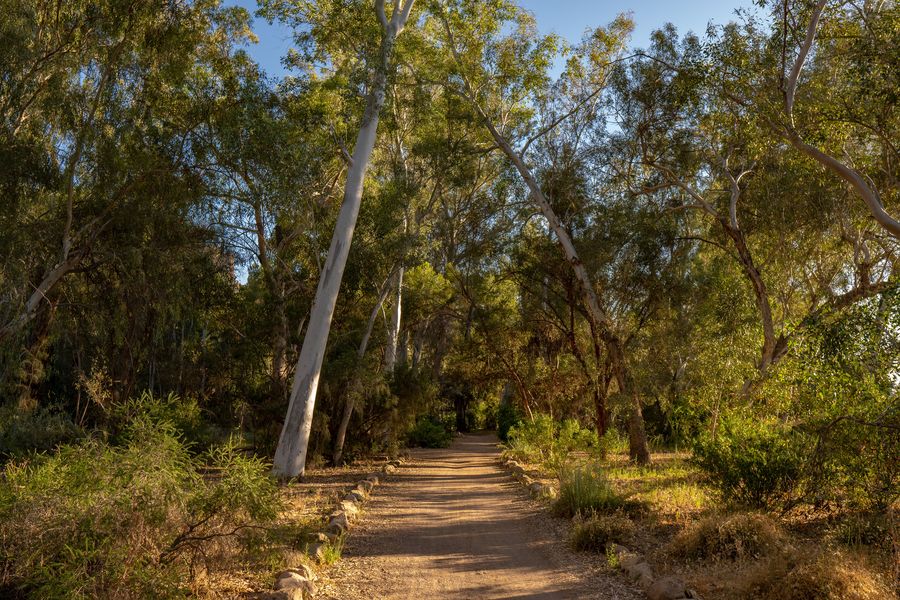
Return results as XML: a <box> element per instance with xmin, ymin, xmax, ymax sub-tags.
<box><xmin>570</xmin><ymin>513</ymin><xmax>636</xmax><ymax>552</ymax></box>
<box><xmin>747</xmin><ymin>549</ymin><xmax>894</xmax><ymax>600</ymax></box>
<box><xmin>670</xmin><ymin>512</ymin><xmax>784</xmax><ymax>561</ymax></box>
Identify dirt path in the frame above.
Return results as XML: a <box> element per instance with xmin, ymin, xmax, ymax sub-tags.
<box><xmin>319</xmin><ymin>432</ymin><xmax>640</xmax><ymax>599</ymax></box>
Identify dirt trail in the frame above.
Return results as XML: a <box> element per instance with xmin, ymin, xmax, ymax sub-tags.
<box><xmin>320</xmin><ymin>432</ymin><xmax>640</xmax><ymax>599</ymax></box>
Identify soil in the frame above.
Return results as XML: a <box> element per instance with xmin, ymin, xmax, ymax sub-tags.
<box><xmin>318</xmin><ymin>432</ymin><xmax>641</xmax><ymax>599</ymax></box>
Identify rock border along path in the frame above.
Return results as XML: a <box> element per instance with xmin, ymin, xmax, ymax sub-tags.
<box><xmin>263</xmin><ymin>458</ymin><xmax>404</xmax><ymax>600</ymax></box>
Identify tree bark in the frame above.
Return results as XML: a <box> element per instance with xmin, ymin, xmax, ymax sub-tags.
<box><xmin>383</xmin><ymin>267</ymin><xmax>403</xmax><ymax>373</ymax></box>
<box><xmin>272</xmin><ymin>0</ymin><xmax>415</xmax><ymax>479</ymax></box>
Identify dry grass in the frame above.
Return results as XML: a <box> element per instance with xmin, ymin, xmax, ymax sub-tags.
<box><xmin>587</xmin><ymin>451</ymin><xmax>896</xmax><ymax>600</ymax></box>
<box><xmin>668</xmin><ymin>512</ymin><xmax>785</xmax><ymax>561</ymax></box>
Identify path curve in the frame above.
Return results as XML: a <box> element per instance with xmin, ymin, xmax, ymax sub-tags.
<box><xmin>320</xmin><ymin>432</ymin><xmax>640</xmax><ymax>599</ymax></box>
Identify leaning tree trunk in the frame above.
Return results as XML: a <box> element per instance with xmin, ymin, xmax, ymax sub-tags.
<box><xmin>472</xmin><ymin>104</ymin><xmax>651</xmax><ymax>464</ymax></box>
<box><xmin>272</xmin><ymin>0</ymin><xmax>415</xmax><ymax>479</ymax></box>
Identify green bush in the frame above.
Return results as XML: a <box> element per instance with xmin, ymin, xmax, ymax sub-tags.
<box><xmin>107</xmin><ymin>391</ymin><xmax>213</xmax><ymax>447</ymax></box>
<box><xmin>0</xmin><ymin>417</ymin><xmax>280</xmax><ymax>599</ymax></box>
<box><xmin>553</xmin><ymin>463</ymin><xmax>640</xmax><ymax>518</ymax></box>
<box><xmin>0</xmin><ymin>405</ymin><xmax>84</xmax><ymax>460</ymax></box>
<box><xmin>496</xmin><ymin>401</ymin><xmax>520</xmax><ymax>442</ymax></box>
<box><xmin>506</xmin><ymin>414</ymin><xmax>598</xmax><ymax>471</ymax></box>
<box><xmin>692</xmin><ymin>416</ymin><xmax>806</xmax><ymax>509</ymax></box>
<box><xmin>406</xmin><ymin>415</ymin><xmax>452</xmax><ymax>448</ymax></box>
<box><xmin>570</xmin><ymin>513</ymin><xmax>635</xmax><ymax>552</ymax></box>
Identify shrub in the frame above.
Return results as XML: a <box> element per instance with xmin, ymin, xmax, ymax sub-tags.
<box><xmin>669</xmin><ymin>513</ymin><xmax>784</xmax><ymax>561</ymax></box>
<box><xmin>0</xmin><ymin>417</ymin><xmax>280</xmax><ymax>599</ymax></box>
<box><xmin>507</xmin><ymin>414</ymin><xmax>598</xmax><ymax>471</ymax></box>
<box><xmin>570</xmin><ymin>513</ymin><xmax>635</xmax><ymax>552</ymax></box>
<box><xmin>553</xmin><ymin>463</ymin><xmax>640</xmax><ymax>518</ymax></box>
<box><xmin>496</xmin><ymin>401</ymin><xmax>520</xmax><ymax>442</ymax></box>
<box><xmin>0</xmin><ymin>405</ymin><xmax>83</xmax><ymax>460</ymax></box>
<box><xmin>107</xmin><ymin>391</ymin><xmax>213</xmax><ymax>447</ymax></box>
<box><xmin>692</xmin><ymin>416</ymin><xmax>805</xmax><ymax>509</ymax></box>
<box><xmin>406</xmin><ymin>415</ymin><xmax>452</xmax><ymax>448</ymax></box>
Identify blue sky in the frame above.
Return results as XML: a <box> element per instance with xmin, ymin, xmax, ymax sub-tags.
<box><xmin>229</xmin><ymin>0</ymin><xmax>758</xmax><ymax>78</ymax></box>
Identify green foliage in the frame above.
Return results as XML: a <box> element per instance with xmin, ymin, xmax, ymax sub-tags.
<box><xmin>107</xmin><ymin>391</ymin><xmax>213</xmax><ymax>447</ymax></box>
<box><xmin>496</xmin><ymin>401</ymin><xmax>521</xmax><ymax>442</ymax></box>
<box><xmin>0</xmin><ymin>416</ymin><xmax>280</xmax><ymax>599</ymax></box>
<box><xmin>692</xmin><ymin>416</ymin><xmax>806</xmax><ymax>509</ymax></box>
<box><xmin>406</xmin><ymin>415</ymin><xmax>452</xmax><ymax>448</ymax></box>
<box><xmin>506</xmin><ymin>415</ymin><xmax>598</xmax><ymax>471</ymax></box>
<box><xmin>553</xmin><ymin>463</ymin><xmax>639</xmax><ymax>518</ymax></box>
<box><xmin>570</xmin><ymin>513</ymin><xmax>635</xmax><ymax>552</ymax></box>
<box><xmin>0</xmin><ymin>405</ymin><xmax>83</xmax><ymax>460</ymax></box>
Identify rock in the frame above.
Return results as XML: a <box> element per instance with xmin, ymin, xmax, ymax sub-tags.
<box><xmin>625</xmin><ymin>561</ymin><xmax>653</xmax><ymax>582</ymax></box>
<box><xmin>344</xmin><ymin>490</ymin><xmax>365</xmax><ymax>503</ymax></box>
<box><xmin>306</xmin><ymin>542</ymin><xmax>327</xmax><ymax>563</ymax></box>
<box><xmin>382</xmin><ymin>464</ymin><xmax>396</xmax><ymax>474</ymax></box>
<box><xmin>274</xmin><ymin>572</ymin><xmax>306</xmax><ymax>589</ymax></box>
<box><xmin>528</xmin><ymin>482</ymin><xmax>544</xmax><ymax>495</ymax></box>
<box><xmin>326</xmin><ymin>512</ymin><xmax>349</xmax><ymax>534</ymax></box>
<box><xmin>260</xmin><ymin>591</ymin><xmax>304</xmax><ymax>600</ymax></box>
<box><xmin>340</xmin><ymin>500</ymin><xmax>360</xmax><ymax>517</ymax></box>
<box><xmin>274</xmin><ymin>576</ymin><xmax>317</xmax><ymax>599</ymax></box>
<box><xmin>647</xmin><ymin>577</ymin><xmax>690</xmax><ymax>600</ymax></box>
<box><xmin>275</xmin><ymin>564</ymin><xmax>316</xmax><ymax>581</ymax></box>
<box><xmin>618</xmin><ymin>552</ymin><xmax>643</xmax><ymax>569</ymax></box>
<box><xmin>322</xmin><ymin>530</ymin><xmax>339</xmax><ymax>542</ymax></box>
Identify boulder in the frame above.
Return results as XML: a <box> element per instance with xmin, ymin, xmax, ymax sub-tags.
<box><xmin>647</xmin><ymin>577</ymin><xmax>690</xmax><ymax>600</ymax></box>
<box><xmin>382</xmin><ymin>464</ymin><xmax>396</xmax><ymax>474</ymax></box>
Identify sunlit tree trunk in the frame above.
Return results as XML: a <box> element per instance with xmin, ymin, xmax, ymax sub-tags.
<box><xmin>272</xmin><ymin>0</ymin><xmax>416</xmax><ymax>479</ymax></box>
<box><xmin>383</xmin><ymin>267</ymin><xmax>403</xmax><ymax>372</ymax></box>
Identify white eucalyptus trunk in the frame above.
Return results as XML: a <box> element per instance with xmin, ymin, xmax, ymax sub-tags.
<box><xmin>272</xmin><ymin>0</ymin><xmax>415</xmax><ymax>478</ymax></box>
<box><xmin>383</xmin><ymin>267</ymin><xmax>403</xmax><ymax>373</ymax></box>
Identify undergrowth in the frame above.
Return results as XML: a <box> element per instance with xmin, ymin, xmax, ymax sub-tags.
<box><xmin>0</xmin><ymin>407</ymin><xmax>281</xmax><ymax>599</ymax></box>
